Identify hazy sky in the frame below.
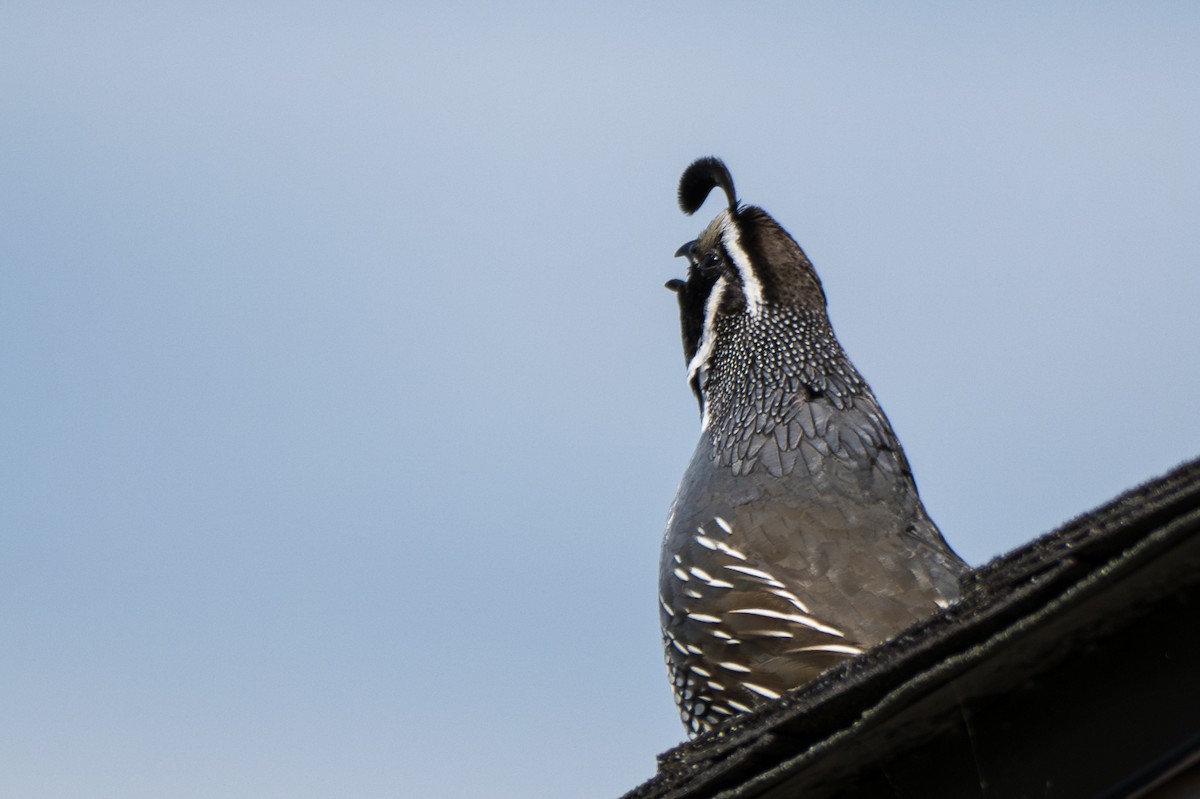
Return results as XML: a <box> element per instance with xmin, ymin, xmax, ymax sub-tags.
<box><xmin>3</xmin><ymin>4</ymin><xmax>1199</xmax><ymax>798</ymax></box>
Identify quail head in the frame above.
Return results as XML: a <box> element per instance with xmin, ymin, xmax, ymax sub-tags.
<box><xmin>660</xmin><ymin>157</ymin><xmax>968</xmax><ymax>737</ymax></box>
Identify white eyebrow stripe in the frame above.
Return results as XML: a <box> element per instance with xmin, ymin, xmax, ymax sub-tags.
<box><xmin>727</xmin><ymin>608</ymin><xmax>844</xmax><ymax>637</ymax></box>
<box><xmin>719</xmin><ymin>216</ymin><xmax>764</xmax><ymax>316</ymax></box>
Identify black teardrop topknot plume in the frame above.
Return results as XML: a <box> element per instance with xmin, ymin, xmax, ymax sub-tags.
<box><xmin>678</xmin><ymin>156</ymin><xmax>737</xmax><ymax>216</ymax></box>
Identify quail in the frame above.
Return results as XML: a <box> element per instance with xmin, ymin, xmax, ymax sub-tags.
<box><xmin>660</xmin><ymin>157</ymin><xmax>968</xmax><ymax>737</ymax></box>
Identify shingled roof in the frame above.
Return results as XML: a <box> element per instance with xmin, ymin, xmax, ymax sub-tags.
<box><xmin>624</xmin><ymin>457</ymin><xmax>1200</xmax><ymax>799</ymax></box>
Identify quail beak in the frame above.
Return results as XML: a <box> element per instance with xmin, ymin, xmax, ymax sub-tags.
<box><xmin>674</xmin><ymin>240</ymin><xmax>699</xmax><ymax>266</ymax></box>
<box><xmin>668</xmin><ymin>240</ymin><xmax>699</xmax><ymax>292</ymax></box>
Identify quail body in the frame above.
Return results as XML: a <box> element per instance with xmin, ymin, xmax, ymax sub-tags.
<box><xmin>660</xmin><ymin>157</ymin><xmax>968</xmax><ymax>736</ymax></box>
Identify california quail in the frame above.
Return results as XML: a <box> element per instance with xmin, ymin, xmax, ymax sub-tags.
<box><xmin>660</xmin><ymin>157</ymin><xmax>968</xmax><ymax>737</ymax></box>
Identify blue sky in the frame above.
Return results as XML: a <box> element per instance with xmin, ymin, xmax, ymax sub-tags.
<box><xmin>3</xmin><ymin>4</ymin><xmax>1199</xmax><ymax>797</ymax></box>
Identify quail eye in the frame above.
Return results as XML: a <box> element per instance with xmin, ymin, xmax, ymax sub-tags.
<box><xmin>698</xmin><ymin>251</ymin><xmax>723</xmax><ymax>276</ymax></box>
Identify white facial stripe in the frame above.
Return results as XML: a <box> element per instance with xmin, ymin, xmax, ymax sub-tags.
<box><xmin>686</xmin><ymin>275</ymin><xmax>727</xmax><ymax>384</ymax></box>
<box><xmin>686</xmin><ymin>274</ymin><xmax>729</xmax><ymax>431</ymax></box>
<box><xmin>719</xmin><ymin>216</ymin><xmax>764</xmax><ymax>316</ymax></box>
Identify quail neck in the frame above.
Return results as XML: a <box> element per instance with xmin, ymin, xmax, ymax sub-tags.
<box><xmin>659</xmin><ymin>157</ymin><xmax>968</xmax><ymax>737</ymax></box>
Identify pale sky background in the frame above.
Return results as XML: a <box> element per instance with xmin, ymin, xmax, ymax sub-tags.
<box><xmin>3</xmin><ymin>4</ymin><xmax>1199</xmax><ymax>798</ymax></box>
